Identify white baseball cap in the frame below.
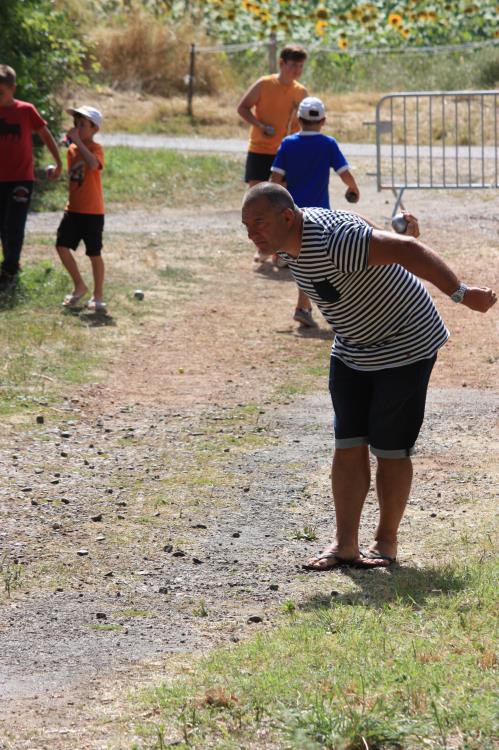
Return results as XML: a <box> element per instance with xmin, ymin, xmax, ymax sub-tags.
<box><xmin>66</xmin><ymin>105</ymin><xmax>103</xmax><ymax>128</ymax></box>
<box><xmin>298</xmin><ymin>97</ymin><xmax>326</xmax><ymax>121</ymax></box>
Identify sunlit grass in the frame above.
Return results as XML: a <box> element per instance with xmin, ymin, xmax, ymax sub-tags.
<box><xmin>135</xmin><ymin>553</ymin><xmax>498</xmax><ymax>750</ymax></box>
<box><xmin>33</xmin><ymin>148</ymin><xmax>243</xmax><ymax>212</ymax></box>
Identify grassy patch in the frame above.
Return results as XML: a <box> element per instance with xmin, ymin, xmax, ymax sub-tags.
<box><xmin>0</xmin><ymin>262</ymin><xmax>99</xmax><ymax>416</ymax></box>
<box><xmin>135</xmin><ymin>552</ymin><xmax>498</xmax><ymax>750</ymax></box>
<box><xmin>88</xmin><ymin>623</ymin><xmax>123</xmax><ymax>632</ymax></box>
<box><xmin>33</xmin><ymin>148</ymin><xmax>243</xmax><ymax>212</ymax></box>
<box><xmin>157</xmin><ymin>266</ymin><xmax>197</xmax><ymax>284</ymax></box>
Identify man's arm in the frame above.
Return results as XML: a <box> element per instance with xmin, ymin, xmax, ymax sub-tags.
<box><xmin>37</xmin><ymin>126</ymin><xmax>63</xmax><ymax>179</ymax></box>
<box><xmin>288</xmin><ymin>88</ymin><xmax>309</xmax><ymax>135</ymax></box>
<box><xmin>237</xmin><ymin>79</ymin><xmax>273</xmax><ymax>135</ymax></box>
<box><xmin>369</xmin><ymin>230</ymin><xmax>497</xmax><ymax>313</ymax></box>
<box><xmin>269</xmin><ymin>171</ymin><xmax>286</xmax><ymax>186</ymax></box>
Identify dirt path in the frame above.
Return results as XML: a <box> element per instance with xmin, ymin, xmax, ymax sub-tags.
<box><xmin>1</xmin><ymin>175</ymin><xmax>498</xmax><ymax>749</ymax></box>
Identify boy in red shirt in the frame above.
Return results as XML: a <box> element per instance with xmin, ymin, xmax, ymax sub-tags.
<box><xmin>0</xmin><ymin>64</ymin><xmax>62</xmax><ymax>289</ymax></box>
<box><xmin>56</xmin><ymin>105</ymin><xmax>106</xmax><ymax>311</ymax></box>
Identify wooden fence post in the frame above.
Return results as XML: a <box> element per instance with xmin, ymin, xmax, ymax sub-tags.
<box><xmin>268</xmin><ymin>32</ymin><xmax>277</xmax><ymax>73</ymax></box>
<box><xmin>187</xmin><ymin>43</ymin><xmax>196</xmax><ymax>117</ymax></box>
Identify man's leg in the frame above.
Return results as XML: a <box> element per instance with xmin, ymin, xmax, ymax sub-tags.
<box><xmin>366</xmin><ymin>355</ymin><xmax>437</xmax><ymax>562</ymax></box>
<box><xmin>331</xmin><ymin>445</ymin><xmax>370</xmax><ymax>555</ymax></box>
<box><xmin>370</xmin><ymin>457</ymin><xmax>413</xmax><ymax>560</ymax></box>
<box><xmin>305</xmin><ymin>445</ymin><xmax>391</xmax><ymax>569</ymax></box>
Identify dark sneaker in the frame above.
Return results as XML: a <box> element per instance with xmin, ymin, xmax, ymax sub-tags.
<box><xmin>0</xmin><ymin>271</ymin><xmax>18</xmax><ymax>292</ymax></box>
<box><xmin>293</xmin><ymin>308</ymin><xmax>318</xmax><ymax>328</ymax></box>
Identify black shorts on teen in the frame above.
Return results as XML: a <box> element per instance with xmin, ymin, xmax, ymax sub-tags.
<box><xmin>244</xmin><ymin>152</ymin><xmax>275</xmax><ymax>183</ymax></box>
<box><xmin>329</xmin><ymin>354</ymin><xmax>437</xmax><ymax>458</ymax></box>
<box><xmin>56</xmin><ymin>211</ymin><xmax>104</xmax><ymax>257</ymax></box>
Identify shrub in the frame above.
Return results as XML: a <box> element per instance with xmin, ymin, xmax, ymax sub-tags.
<box><xmin>0</xmin><ymin>0</ymin><xmax>88</xmax><ymax>132</ymax></box>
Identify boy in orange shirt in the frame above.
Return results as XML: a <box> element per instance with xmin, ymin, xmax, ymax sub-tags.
<box><xmin>56</xmin><ymin>105</ymin><xmax>106</xmax><ymax>311</ymax></box>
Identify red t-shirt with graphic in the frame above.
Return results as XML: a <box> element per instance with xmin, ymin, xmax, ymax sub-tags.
<box><xmin>0</xmin><ymin>100</ymin><xmax>46</xmax><ymax>181</ymax></box>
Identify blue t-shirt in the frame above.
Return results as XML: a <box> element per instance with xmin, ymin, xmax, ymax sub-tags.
<box><xmin>271</xmin><ymin>132</ymin><xmax>349</xmax><ymax>209</ymax></box>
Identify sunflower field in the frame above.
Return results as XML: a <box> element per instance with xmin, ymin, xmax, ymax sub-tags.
<box><xmin>201</xmin><ymin>0</ymin><xmax>498</xmax><ymax>49</ymax></box>
<box><xmin>79</xmin><ymin>0</ymin><xmax>499</xmax><ymax>93</ymax></box>
<box><xmin>93</xmin><ymin>1</ymin><xmax>498</xmax><ymax>49</ymax></box>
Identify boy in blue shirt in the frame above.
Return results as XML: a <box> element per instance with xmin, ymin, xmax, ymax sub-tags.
<box><xmin>270</xmin><ymin>96</ymin><xmax>360</xmax><ymax>326</ymax></box>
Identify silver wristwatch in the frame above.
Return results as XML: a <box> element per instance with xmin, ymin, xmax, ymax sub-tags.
<box><xmin>450</xmin><ymin>283</ymin><xmax>468</xmax><ymax>303</ymax></box>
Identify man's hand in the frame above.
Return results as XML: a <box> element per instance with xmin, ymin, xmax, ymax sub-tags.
<box><xmin>401</xmin><ymin>211</ymin><xmax>420</xmax><ymax>238</ymax></box>
<box><xmin>462</xmin><ymin>287</ymin><xmax>497</xmax><ymax>313</ymax></box>
<box><xmin>262</xmin><ymin>123</ymin><xmax>275</xmax><ymax>136</ymax></box>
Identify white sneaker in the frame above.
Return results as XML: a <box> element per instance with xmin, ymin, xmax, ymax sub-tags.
<box><xmin>86</xmin><ymin>298</ymin><xmax>107</xmax><ymax>312</ymax></box>
<box><xmin>272</xmin><ymin>253</ymin><xmax>288</xmax><ymax>268</ymax></box>
<box><xmin>293</xmin><ymin>308</ymin><xmax>317</xmax><ymax>328</ymax></box>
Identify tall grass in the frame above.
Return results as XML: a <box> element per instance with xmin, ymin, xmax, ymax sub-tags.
<box><xmin>91</xmin><ymin>13</ymin><xmax>232</xmax><ymax>96</ymax></box>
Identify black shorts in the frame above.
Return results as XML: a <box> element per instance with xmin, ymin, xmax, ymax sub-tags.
<box><xmin>56</xmin><ymin>212</ymin><xmax>104</xmax><ymax>257</ymax></box>
<box><xmin>244</xmin><ymin>152</ymin><xmax>275</xmax><ymax>183</ymax></box>
<box><xmin>329</xmin><ymin>354</ymin><xmax>437</xmax><ymax>458</ymax></box>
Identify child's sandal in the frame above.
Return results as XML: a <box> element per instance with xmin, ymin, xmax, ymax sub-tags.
<box><xmin>86</xmin><ymin>298</ymin><xmax>107</xmax><ymax>311</ymax></box>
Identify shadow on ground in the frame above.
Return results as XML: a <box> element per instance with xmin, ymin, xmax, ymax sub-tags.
<box><xmin>299</xmin><ymin>561</ymin><xmax>473</xmax><ymax>611</ymax></box>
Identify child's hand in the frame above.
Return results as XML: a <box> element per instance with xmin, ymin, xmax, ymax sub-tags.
<box><xmin>66</xmin><ymin>127</ymin><xmax>81</xmax><ymax>143</ymax></box>
<box><xmin>46</xmin><ymin>164</ymin><xmax>62</xmax><ymax>181</ymax></box>
<box><xmin>345</xmin><ymin>188</ymin><xmax>359</xmax><ymax>203</ymax></box>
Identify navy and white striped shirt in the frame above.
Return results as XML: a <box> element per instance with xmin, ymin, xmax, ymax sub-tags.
<box><xmin>281</xmin><ymin>208</ymin><xmax>449</xmax><ymax>371</ymax></box>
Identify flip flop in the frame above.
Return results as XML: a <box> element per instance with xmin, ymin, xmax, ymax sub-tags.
<box><xmin>302</xmin><ymin>553</ymin><xmax>359</xmax><ymax>571</ymax></box>
<box><xmin>62</xmin><ymin>291</ymin><xmax>87</xmax><ymax>307</ymax></box>
<box><xmin>361</xmin><ymin>550</ymin><xmax>396</xmax><ymax>565</ymax></box>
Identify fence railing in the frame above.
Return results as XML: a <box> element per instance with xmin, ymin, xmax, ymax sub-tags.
<box><xmin>185</xmin><ymin>36</ymin><xmax>499</xmax><ymax>117</ymax></box>
<box><xmin>374</xmin><ymin>90</ymin><xmax>498</xmax><ymax>214</ymax></box>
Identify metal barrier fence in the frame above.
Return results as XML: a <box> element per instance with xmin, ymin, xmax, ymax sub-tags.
<box><xmin>374</xmin><ymin>90</ymin><xmax>498</xmax><ymax>214</ymax></box>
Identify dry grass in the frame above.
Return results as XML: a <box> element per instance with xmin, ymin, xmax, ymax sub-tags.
<box><xmin>91</xmin><ymin>13</ymin><xmax>231</xmax><ymax>97</ymax></box>
<box><xmin>65</xmin><ymin>85</ymin><xmax>383</xmax><ymax>142</ymax></box>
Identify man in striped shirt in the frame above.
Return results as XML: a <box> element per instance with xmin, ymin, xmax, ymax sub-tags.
<box><xmin>241</xmin><ymin>182</ymin><xmax>497</xmax><ymax>571</ymax></box>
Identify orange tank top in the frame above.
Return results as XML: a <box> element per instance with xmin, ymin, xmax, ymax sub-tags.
<box><xmin>248</xmin><ymin>75</ymin><xmax>307</xmax><ymax>156</ymax></box>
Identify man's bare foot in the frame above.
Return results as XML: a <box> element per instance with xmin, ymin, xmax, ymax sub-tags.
<box><xmin>362</xmin><ymin>544</ymin><xmax>397</xmax><ymax>565</ymax></box>
<box><xmin>303</xmin><ymin>546</ymin><xmax>392</xmax><ymax>571</ymax></box>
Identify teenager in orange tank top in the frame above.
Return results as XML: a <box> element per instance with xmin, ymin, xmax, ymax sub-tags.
<box><xmin>237</xmin><ymin>44</ymin><xmax>308</xmax><ymax>267</ymax></box>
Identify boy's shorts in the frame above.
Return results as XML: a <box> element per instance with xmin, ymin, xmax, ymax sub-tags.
<box><xmin>244</xmin><ymin>152</ymin><xmax>275</xmax><ymax>183</ymax></box>
<box><xmin>56</xmin><ymin>212</ymin><xmax>104</xmax><ymax>257</ymax></box>
<box><xmin>329</xmin><ymin>354</ymin><xmax>437</xmax><ymax>458</ymax></box>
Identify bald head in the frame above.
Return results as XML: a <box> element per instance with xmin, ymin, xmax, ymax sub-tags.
<box><xmin>241</xmin><ymin>182</ymin><xmax>303</xmax><ymax>258</ymax></box>
<box><xmin>242</xmin><ymin>182</ymin><xmax>297</xmax><ymax>213</ymax></box>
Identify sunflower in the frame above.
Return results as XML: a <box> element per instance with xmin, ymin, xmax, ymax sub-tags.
<box><xmin>338</xmin><ymin>36</ymin><xmax>349</xmax><ymax>49</ymax></box>
<box><xmin>399</xmin><ymin>27</ymin><xmax>410</xmax><ymax>38</ymax></box>
<box><xmin>315</xmin><ymin>19</ymin><xmax>328</xmax><ymax>36</ymax></box>
<box><xmin>388</xmin><ymin>12</ymin><xmax>403</xmax><ymax>27</ymax></box>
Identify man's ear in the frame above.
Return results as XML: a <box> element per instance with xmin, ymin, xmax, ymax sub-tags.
<box><xmin>282</xmin><ymin>207</ymin><xmax>296</xmax><ymax>226</ymax></box>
